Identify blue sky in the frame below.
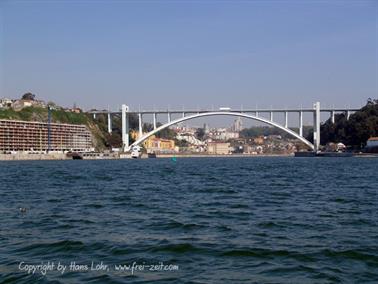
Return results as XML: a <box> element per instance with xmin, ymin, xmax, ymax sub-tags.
<box><xmin>1</xmin><ymin>0</ymin><xmax>377</xmax><ymax>114</ymax></box>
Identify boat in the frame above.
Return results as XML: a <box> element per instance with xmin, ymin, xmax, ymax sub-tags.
<box><xmin>295</xmin><ymin>151</ymin><xmax>353</xmax><ymax>157</ymax></box>
<box><xmin>66</xmin><ymin>152</ymin><xmax>83</xmax><ymax>160</ymax></box>
<box><xmin>316</xmin><ymin>151</ymin><xmax>353</xmax><ymax>157</ymax></box>
<box><xmin>130</xmin><ymin>145</ymin><xmax>142</xmax><ymax>159</ymax></box>
<box><xmin>294</xmin><ymin>151</ymin><xmax>316</xmax><ymax>157</ymax></box>
<box><xmin>147</xmin><ymin>152</ymin><xmax>157</xmax><ymax>158</ymax></box>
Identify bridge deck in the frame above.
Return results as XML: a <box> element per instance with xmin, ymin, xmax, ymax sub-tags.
<box><xmin>89</xmin><ymin>108</ymin><xmax>359</xmax><ymax>114</ymax></box>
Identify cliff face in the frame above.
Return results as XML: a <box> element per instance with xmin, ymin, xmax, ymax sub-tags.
<box><xmin>86</xmin><ymin>120</ymin><xmax>107</xmax><ymax>151</ymax></box>
<box><xmin>0</xmin><ymin>106</ymin><xmax>108</xmax><ymax>151</ymax></box>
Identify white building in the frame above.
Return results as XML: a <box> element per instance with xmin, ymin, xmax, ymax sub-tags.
<box><xmin>209</xmin><ymin>128</ymin><xmax>239</xmax><ymax>141</ymax></box>
<box><xmin>231</xmin><ymin>117</ymin><xmax>243</xmax><ymax>132</ymax></box>
<box><xmin>176</xmin><ymin>133</ymin><xmax>205</xmax><ymax>146</ymax></box>
<box><xmin>204</xmin><ymin>123</ymin><xmax>210</xmax><ymax>134</ymax></box>
<box><xmin>0</xmin><ymin>98</ymin><xmax>14</xmax><ymax>108</ymax></box>
<box><xmin>207</xmin><ymin>142</ymin><xmax>231</xmax><ymax>155</ymax></box>
<box><xmin>367</xmin><ymin>137</ymin><xmax>378</xmax><ymax>148</ymax></box>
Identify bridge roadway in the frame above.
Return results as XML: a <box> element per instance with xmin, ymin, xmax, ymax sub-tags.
<box><xmin>89</xmin><ymin>107</ymin><xmax>359</xmax><ymax>115</ymax></box>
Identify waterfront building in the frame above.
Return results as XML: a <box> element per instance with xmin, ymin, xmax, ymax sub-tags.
<box><xmin>144</xmin><ymin>135</ymin><xmax>176</xmax><ymax>153</ymax></box>
<box><xmin>207</xmin><ymin>142</ymin><xmax>231</xmax><ymax>155</ymax></box>
<box><xmin>0</xmin><ymin>119</ymin><xmax>93</xmax><ymax>153</ymax></box>
<box><xmin>367</xmin><ymin>137</ymin><xmax>378</xmax><ymax>148</ymax></box>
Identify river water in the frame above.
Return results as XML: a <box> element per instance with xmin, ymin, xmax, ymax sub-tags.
<box><xmin>0</xmin><ymin>157</ymin><xmax>377</xmax><ymax>283</ymax></box>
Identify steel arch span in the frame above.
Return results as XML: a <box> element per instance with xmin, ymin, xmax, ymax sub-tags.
<box><xmin>129</xmin><ymin>111</ymin><xmax>314</xmax><ymax>151</ymax></box>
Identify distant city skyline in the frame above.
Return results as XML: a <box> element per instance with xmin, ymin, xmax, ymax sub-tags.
<box><xmin>1</xmin><ymin>1</ymin><xmax>377</xmax><ymax>113</ymax></box>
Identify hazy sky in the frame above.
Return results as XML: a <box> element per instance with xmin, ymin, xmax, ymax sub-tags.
<box><xmin>1</xmin><ymin>0</ymin><xmax>377</xmax><ymax>113</ymax></box>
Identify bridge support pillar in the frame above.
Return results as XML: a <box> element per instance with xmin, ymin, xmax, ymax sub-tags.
<box><xmin>299</xmin><ymin>111</ymin><xmax>303</xmax><ymax>137</ymax></box>
<box><xmin>93</xmin><ymin>113</ymin><xmax>96</xmax><ymax>119</ymax></box>
<box><xmin>153</xmin><ymin>113</ymin><xmax>157</xmax><ymax>130</ymax></box>
<box><xmin>313</xmin><ymin>102</ymin><xmax>320</xmax><ymax>152</ymax></box>
<box><xmin>107</xmin><ymin>113</ymin><xmax>112</xmax><ymax>134</ymax></box>
<box><xmin>138</xmin><ymin>113</ymin><xmax>143</xmax><ymax>138</ymax></box>
<box><xmin>270</xmin><ymin>111</ymin><xmax>273</xmax><ymax>121</ymax></box>
<box><xmin>331</xmin><ymin>111</ymin><xmax>335</xmax><ymax>124</ymax></box>
<box><xmin>346</xmin><ymin>111</ymin><xmax>351</xmax><ymax>120</ymax></box>
<box><xmin>284</xmin><ymin>111</ymin><xmax>288</xmax><ymax>128</ymax></box>
<box><xmin>122</xmin><ymin>104</ymin><xmax>129</xmax><ymax>151</ymax></box>
<box><xmin>167</xmin><ymin>112</ymin><xmax>171</xmax><ymax>123</ymax></box>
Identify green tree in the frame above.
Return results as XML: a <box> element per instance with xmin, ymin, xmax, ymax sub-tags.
<box><xmin>143</xmin><ymin>122</ymin><xmax>154</xmax><ymax>132</ymax></box>
<box><xmin>309</xmin><ymin>99</ymin><xmax>378</xmax><ymax>148</ymax></box>
<box><xmin>154</xmin><ymin>123</ymin><xmax>176</xmax><ymax>139</ymax></box>
<box><xmin>107</xmin><ymin>132</ymin><xmax>122</xmax><ymax>148</ymax></box>
<box><xmin>21</xmin><ymin>92</ymin><xmax>36</xmax><ymax>100</ymax></box>
<box><xmin>195</xmin><ymin>128</ymin><xmax>205</xmax><ymax>140</ymax></box>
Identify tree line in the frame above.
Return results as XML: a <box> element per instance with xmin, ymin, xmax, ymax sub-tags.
<box><xmin>307</xmin><ymin>98</ymin><xmax>378</xmax><ymax>148</ymax></box>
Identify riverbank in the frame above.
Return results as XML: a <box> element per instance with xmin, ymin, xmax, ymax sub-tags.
<box><xmin>154</xmin><ymin>153</ymin><xmax>293</xmax><ymax>158</ymax></box>
<box><xmin>0</xmin><ymin>152</ymin><xmax>294</xmax><ymax>161</ymax></box>
<box><xmin>0</xmin><ymin>153</ymin><xmax>118</xmax><ymax>161</ymax></box>
<box><xmin>0</xmin><ymin>153</ymin><xmax>67</xmax><ymax>161</ymax></box>
<box><xmin>1</xmin><ymin>152</ymin><xmax>377</xmax><ymax>161</ymax></box>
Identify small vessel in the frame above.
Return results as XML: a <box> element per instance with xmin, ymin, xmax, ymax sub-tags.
<box><xmin>316</xmin><ymin>151</ymin><xmax>353</xmax><ymax>157</ymax></box>
<box><xmin>295</xmin><ymin>151</ymin><xmax>353</xmax><ymax>157</ymax></box>
<box><xmin>130</xmin><ymin>145</ymin><xmax>142</xmax><ymax>159</ymax></box>
<box><xmin>294</xmin><ymin>151</ymin><xmax>316</xmax><ymax>157</ymax></box>
<box><xmin>147</xmin><ymin>152</ymin><xmax>157</xmax><ymax>158</ymax></box>
<box><xmin>66</xmin><ymin>151</ymin><xmax>83</xmax><ymax>160</ymax></box>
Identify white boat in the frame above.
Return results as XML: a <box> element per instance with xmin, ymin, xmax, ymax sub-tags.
<box><xmin>130</xmin><ymin>145</ymin><xmax>142</xmax><ymax>158</ymax></box>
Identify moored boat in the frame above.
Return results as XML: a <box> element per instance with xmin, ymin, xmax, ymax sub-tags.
<box><xmin>130</xmin><ymin>145</ymin><xmax>142</xmax><ymax>159</ymax></box>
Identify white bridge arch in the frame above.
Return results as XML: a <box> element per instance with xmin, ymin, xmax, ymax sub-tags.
<box><xmin>128</xmin><ymin>111</ymin><xmax>314</xmax><ymax>151</ymax></box>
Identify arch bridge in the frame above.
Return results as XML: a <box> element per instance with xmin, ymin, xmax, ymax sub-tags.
<box><xmin>89</xmin><ymin>102</ymin><xmax>359</xmax><ymax>153</ymax></box>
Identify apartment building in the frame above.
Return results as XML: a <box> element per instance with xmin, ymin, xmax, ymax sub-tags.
<box><xmin>0</xmin><ymin>119</ymin><xmax>93</xmax><ymax>152</ymax></box>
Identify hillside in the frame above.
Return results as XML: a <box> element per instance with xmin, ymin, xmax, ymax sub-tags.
<box><xmin>240</xmin><ymin>125</ymin><xmax>313</xmax><ymax>139</ymax></box>
<box><xmin>307</xmin><ymin>99</ymin><xmax>378</xmax><ymax>148</ymax></box>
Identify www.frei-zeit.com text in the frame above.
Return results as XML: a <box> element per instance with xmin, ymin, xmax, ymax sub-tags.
<box><xmin>18</xmin><ymin>261</ymin><xmax>179</xmax><ymax>275</ymax></box>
